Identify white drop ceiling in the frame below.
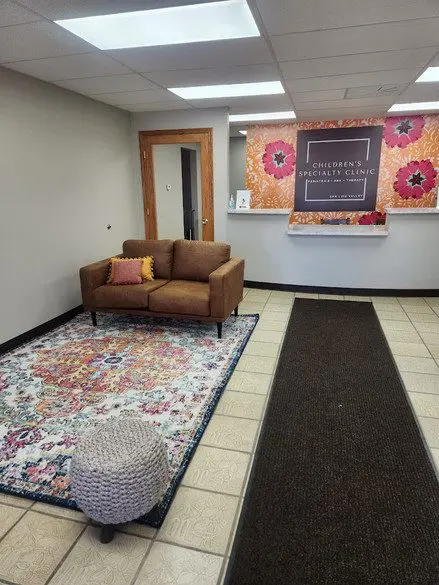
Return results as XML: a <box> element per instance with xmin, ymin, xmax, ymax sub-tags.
<box><xmin>1</xmin><ymin>0</ymin><xmax>438</xmax><ymax>120</ymax></box>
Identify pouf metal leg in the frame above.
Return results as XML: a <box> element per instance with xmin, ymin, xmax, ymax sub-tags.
<box><xmin>100</xmin><ymin>524</ymin><xmax>115</xmax><ymax>544</ymax></box>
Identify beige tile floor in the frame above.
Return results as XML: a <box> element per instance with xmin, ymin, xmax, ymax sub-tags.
<box><xmin>1</xmin><ymin>290</ymin><xmax>438</xmax><ymax>585</ymax></box>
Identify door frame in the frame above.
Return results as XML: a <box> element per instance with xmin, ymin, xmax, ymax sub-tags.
<box><xmin>138</xmin><ymin>128</ymin><xmax>214</xmax><ymax>241</ymax></box>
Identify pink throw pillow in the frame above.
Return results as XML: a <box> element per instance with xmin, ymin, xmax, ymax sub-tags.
<box><xmin>111</xmin><ymin>259</ymin><xmax>142</xmax><ymax>285</ymax></box>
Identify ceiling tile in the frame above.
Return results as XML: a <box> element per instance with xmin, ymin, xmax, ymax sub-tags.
<box><xmin>229</xmin><ymin>96</ymin><xmax>293</xmax><ymax>114</ymax></box>
<box><xmin>95</xmin><ymin>88</ymin><xmax>183</xmax><ymax>106</ymax></box>
<box><xmin>279</xmin><ymin>48</ymin><xmax>437</xmax><ymax>80</ymax></box>
<box><xmin>143</xmin><ymin>64</ymin><xmax>280</xmax><ymax>88</ymax></box>
<box><xmin>296</xmin><ymin>107</ymin><xmax>388</xmax><ymax>121</ymax></box>
<box><xmin>5</xmin><ymin>52</ymin><xmax>132</xmax><ymax>81</ymax></box>
<box><xmin>118</xmin><ymin>101</ymin><xmax>195</xmax><ymax>112</ymax></box>
<box><xmin>0</xmin><ymin>21</ymin><xmax>94</xmax><ymax>63</ymax></box>
<box><xmin>188</xmin><ymin>94</ymin><xmax>291</xmax><ymax>111</ymax></box>
<box><xmin>428</xmin><ymin>52</ymin><xmax>439</xmax><ymax>66</ymax></box>
<box><xmin>0</xmin><ymin>1</ymin><xmax>42</xmax><ymax>26</ymax></box>
<box><xmin>257</xmin><ymin>0</ymin><xmax>439</xmax><ymax>36</ymax></box>
<box><xmin>54</xmin><ymin>74</ymin><xmax>159</xmax><ymax>95</ymax></box>
<box><xmin>271</xmin><ymin>18</ymin><xmax>439</xmax><ymax>62</ymax></box>
<box><xmin>398</xmin><ymin>82</ymin><xmax>439</xmax><ymax>102</ymax></box>
<box><xmin>18</xmin><ymin>0</ymin><xmax>221</xmax><ymax>20</ymax></box>
<box><xmin>294</xmin><ymin>96</ymin><xmax>394</xmax><ymax>111</ymax></box>
<box><xmin>292</xmin><ymin>89</ymin><xmax>346</xmax><ymax>103</ymax></box>
<box><xmin>108</xmin><ymin>38</ymin><xmax>273</xmax><ymax>72</ymax></box>
<box><xmin>286</xmin><ymin>70</ymin><xmax>420</xmax><ymax>93</ymax></box>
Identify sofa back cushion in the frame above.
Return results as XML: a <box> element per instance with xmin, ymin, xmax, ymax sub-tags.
<box><xmin>123</xmin><ymin>240</ymin><xmax>174</xmax><ymax>280</ymax></box>
<box><xmin>172</xmin><ymin>240</ymin><xmax>231</xmax><ymax>282</ymax></box>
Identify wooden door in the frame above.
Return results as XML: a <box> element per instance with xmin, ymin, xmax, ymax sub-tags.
<box><xmin>139</xmin><ymin>128</ymin><xmax>214</xmax><ymax>241</ymax></box>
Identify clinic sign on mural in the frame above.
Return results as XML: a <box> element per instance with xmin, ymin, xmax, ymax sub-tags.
<box><xmin>294</xmin><ymin>126</ymin><xmax>383</xmax><ymax>212</ymax></box>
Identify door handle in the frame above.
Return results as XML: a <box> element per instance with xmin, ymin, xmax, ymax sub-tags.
<box><xmin>202</xmin><ymin>218</ymin><xmax>209</xmax><ymax>225</ymax></box>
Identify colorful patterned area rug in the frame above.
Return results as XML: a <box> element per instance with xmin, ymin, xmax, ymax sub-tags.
<box><xmin>0</xmin><ymin>313</ymin><xmax>258</xmax><ymax>526</ymax></box>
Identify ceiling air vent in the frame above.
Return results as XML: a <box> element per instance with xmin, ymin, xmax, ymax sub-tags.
<box><xmin>345</xmin><ymin>84</ymin><xmax>406</xmax><ymax>99</ymax></box>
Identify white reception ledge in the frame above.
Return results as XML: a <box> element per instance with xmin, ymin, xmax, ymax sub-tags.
<box><xmin>228</xmin><ymin>208</ymin><xmax>292</xmax><ymax>215</ymax></box>
<box><xmin>385</xmin><ymin>207</ymin><xmax>439</xmax><ymax>215</ymax></box>
<box><xmin>287</xmin><ymin>224</ymin><xmax>388</xmax><ymax>237</ymax></box>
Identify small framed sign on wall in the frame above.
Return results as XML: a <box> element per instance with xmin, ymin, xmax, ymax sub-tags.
<box><xmin>236</xmin><ymin>190</ymin><xmax>252</xmax><ymax>209</ymax></box>
<box><xmin>294</xmin><ymin>126</ymin><xmax>383</xmax><ymax>212</ymax></box>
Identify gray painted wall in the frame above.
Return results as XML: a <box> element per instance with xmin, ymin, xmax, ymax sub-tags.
<box><xmin>153</xmin><ymin>144</ymin><xmax>185</xmax><ymax>240</ymax></box>
<box><xmin>229</xmin><ymin>137</ymin><xmax>247</xmax><ymax>197</ymax></box>
<box><xmin>0</xmin><ymin>67</ymin><xmax>140</xmax><ymax>343</ymax></box>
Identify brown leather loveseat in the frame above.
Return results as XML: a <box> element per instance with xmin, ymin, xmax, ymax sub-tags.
<box><xmin>80</xmin><ymin>239</ymin><xmax>244</xmax><ymax>338</ymax></box>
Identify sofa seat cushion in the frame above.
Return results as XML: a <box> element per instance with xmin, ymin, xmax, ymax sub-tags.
<box><xmin>91</xmin><ymin>280</ymin><xmax>168</xmax><ymax>309</ymax></box>
<box><xmin>149</xmin><ymin>280</ymin><xmax>210</xmax><ymax>316</ymax></box>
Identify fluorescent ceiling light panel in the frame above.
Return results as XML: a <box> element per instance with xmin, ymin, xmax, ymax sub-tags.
<box><xmin>229</xmin><ymin>111</ymin><xmax>296</xmax><ymax>122</ymax></box>
<box><xmin>415</xmin><ymin>67</ymin><xmax>439</xmax><ymax>82</ymax></box>
<box><xmin>55</xmin><ymin>0</ymin><xmax>259</xmax><ymax>50</ymax></box>
<box><xmin>169</xmin><ymin>81</ymin><xmax>284</xmax><ymax>99</ymax></box>
<box><xmin>239</xmin><ymin>130</ymin><xmax>247</xmax><ymax>135</ymax></box>
<box><xmin>388</xmin><ymin>101</ymin><xmax>439</xmax><ymax>112</ymax></box>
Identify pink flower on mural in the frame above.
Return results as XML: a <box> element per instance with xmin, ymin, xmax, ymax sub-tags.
<box><xmin>358</xmin><ymin>211</ymin><xmax>387</xmax><ymax>225</ymax></box>
<box><xmin>393</xmin><ymin>159</ymin><xmax>437</xmax><ymax>199</ymax></box>
<box><xmin>262</xmin><ymin>140</ymin><xmax>296</xmax><ymax>179</ymax></box>
<box><xmin>383</xmin><ymin>116</ymin><xmax>424</xmax><ymax>148</ymax></box>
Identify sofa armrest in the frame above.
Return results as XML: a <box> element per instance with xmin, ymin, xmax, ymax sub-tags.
<box><xmin>79</xmin><ymin>257</ymin><xmax>116</xmax><ymax>309</ymax></box>
<box><xmin>209</xmin><ymin>257</ymin><xmax>245</xmax><ymax>319</ymax></box>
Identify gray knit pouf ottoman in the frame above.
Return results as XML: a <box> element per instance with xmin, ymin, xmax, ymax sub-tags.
<box><xmin>71</xmin><ymin>418</ymin><xmax>169</xmax><ymax>543</ymax></box>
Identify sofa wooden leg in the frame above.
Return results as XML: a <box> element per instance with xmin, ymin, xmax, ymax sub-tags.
<box><xmin>91</xmin><ymin>311</ymin><xmax>97</xmax><ymax>326</ymax></box>
<box><xmin>217</xmin><ymin>322</ymin><xmax>222</xmax><ymax>339</ymax></box>
<box><xmin>234</xmin><ymin>306</ymin><xmax>238</xmax><ymax>317</ymax></box>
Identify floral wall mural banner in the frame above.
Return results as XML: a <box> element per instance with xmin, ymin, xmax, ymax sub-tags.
<box><xmin>245</xmin><ymin>115</ymin><xmax>439</xmax><ymax>225</ymax></box>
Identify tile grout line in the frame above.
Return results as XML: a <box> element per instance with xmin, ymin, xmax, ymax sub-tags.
<box><xmin>405</xmin><ymin>388</ymin><xmax>439</xmax><ymax>397</ymax></box>
<box><xmin>0</xmin><ymin>508</ymin><xmax>29</xmax><ymax>547</ymax></box>
<box><xmin>155</xmin><ymin>534</ymin><xmax>226</xmax><ymax>559</ymax></box>
<box><xmin>215</xmin><ymin>342</ymin><xmax>282</xmax><ymax>583</ymax></box>
<box><xmin>411</xmin><ymin>412</ymin><xmax>439</xmax><ymax>420</ymax></box>
<box><xmin>399</xmin><ymin>298</ymin><xmax>438</xmax><ymax>361</ymax></box>
<box><xmin>0</xmin><ymin>500</ymin><xmax>33</xmax><ymax>512</ymax></box>
<box><xmin>44</xmin><ymin>521</ymin><xmax>89</xmax><ymax>585</ymax></box>
<box><xmin>394</xmin><ymin>379</ymin><xmax>439</xmax><ymax>480</ymax></box>
<box><xmin>0</xmin><ymin>577</ymin><xmax>21</xmax><ymax>585</ymax></box>
<box><xmin>147</xmin><ymin>537</ymin><xmax>224</xmax><ymax>559</ymax></box>
<box><xmin>393</xmin><ymin>300</ymin><xmax>439</xmax><ymax>466</ymax></box>
<box><xmin>128</xmin><ymin>538</ymin><xmax>154</xmax><ymax>585</ymax></box>
<box><xmin>210</xmin><ymin>413</ymin><xmax>268</xmax><ymax>424</ymax></box>
<box><xmin>222</xmin><ymin>351</ymin><xmax>281</xmax><ymax>560</ymax></box>
<box><xmin>216</xmin><ymin>367</ymin><xmax>278</xmax><ymax>584</ymax></box>
<box><xmin>201</xmin><ymin>441</ymin><xmax>255</xmax><ymax>455</ymax></box>
<box><xmin>386</xmin><ymin>299</ymin><xmax>435</xmax><ymax>360</ymax></box>
<box><xmin>27</xmin><ymin>508</ymin><xmax>88</xmax><ymax>525</ymax></box>
<box><xmin>179</xmin><ymin>481</ymin><xmax>248</xmax><ymax>499</ymax></box>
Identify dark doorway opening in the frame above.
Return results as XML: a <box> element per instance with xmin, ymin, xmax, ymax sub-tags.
<box><xmin>181</xmin><ymin>147</ymin><xmax>199</xmax><ymax>240</ymax></box>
